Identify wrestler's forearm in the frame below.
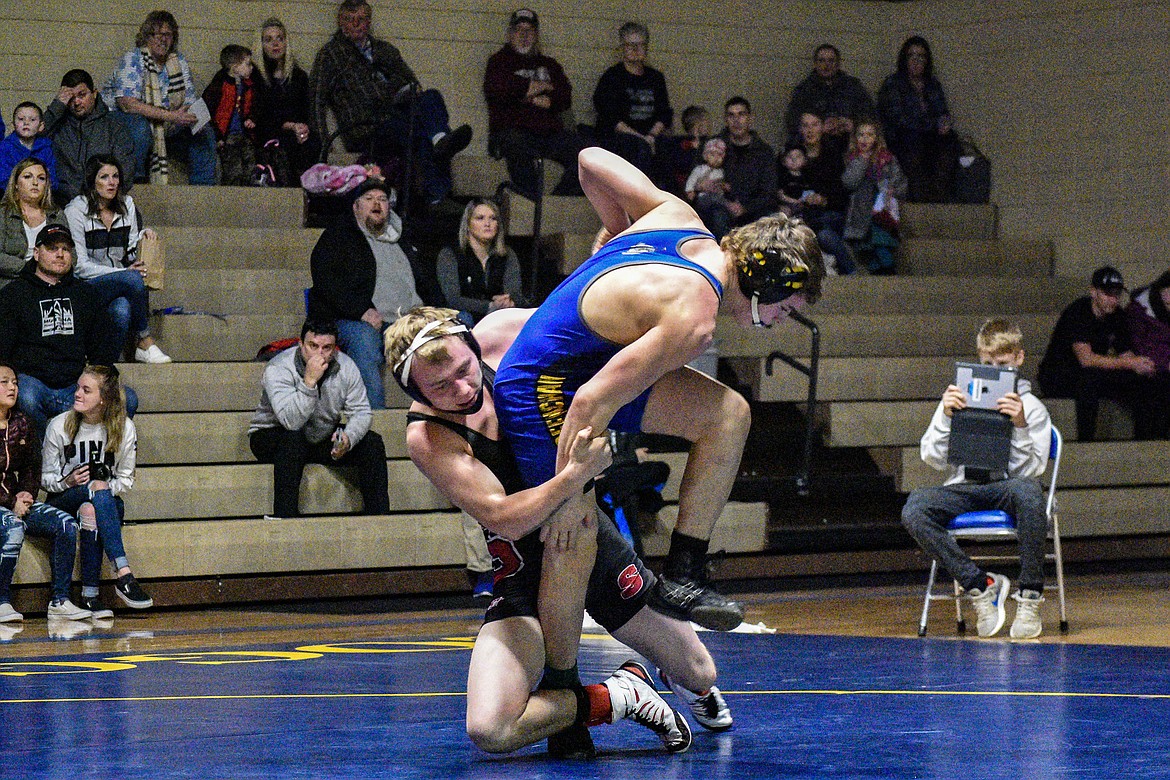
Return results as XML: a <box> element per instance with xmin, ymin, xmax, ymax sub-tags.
<box><xmin>578</xmin><ymin>147</ymin><xmax>672</xmax><ymax>234</ymax></box>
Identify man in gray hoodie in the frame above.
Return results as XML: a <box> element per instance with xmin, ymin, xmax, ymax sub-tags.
<box><xmin>249</xmin><ymin>318</ymin><xmax>389</xmax><ymax>518</ymax></box>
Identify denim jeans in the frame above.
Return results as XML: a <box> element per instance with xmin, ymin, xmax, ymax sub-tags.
<box><xmin>48</xmin><ymin>485</ymin><xmax>127</xmax><ymax>589</ymax></box>
<box><xmin>373</xmin><ymin>88</ymin><xmax>452</xmax><ymax>203</ymax></box>
<box><xmin>803</xmin><ymin>209</ymin><xmax>854</xmax><ymax>274</ymax></box>
<box><xmin>16</xmin><ymin>375</ymin><xmax>138</xmax><ymax>436</ymax></box>
<box><xmin>901</xmin><ymin>477</ymin><xmax>1047</xmax><ymax>592</ymax></box>
<box><xmin>117</xmin><ymin>111</ymin><xmax>218</xmax><ymax>185</ymax></box>
<box><xmin>86</xmin><ymin>269</ymin><xmax>151</xmax><ymax>363</ymax></box>
<box><xmin>335</xmin><ymin>319</ymin><xmax>387</xmax><ymax>409</ymax></box>
<box><xmin>1</xmin><ymin>503</ymin><xmax>80</xmax><ymax>602</ymax></box>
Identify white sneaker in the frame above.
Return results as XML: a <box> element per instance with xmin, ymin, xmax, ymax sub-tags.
<box><xmin>1010</xmin><ymin>590</ymin><xmax>1045</xmax><ymax>639</ymax></box>
<box><xmin>603</xmin><ymin>660</ymin><xmax>692</xmax><ymax>753</ymax></box>
<box><xmin>135</xmin><ymin>344</ymin><xmax>172</xmax><ymax>363</ymax></box>
<box><xmin>0</xmin><ymin>602</ymin><xmax>23</xmax><ymax>622</ymax></box>
<box><xmin>966</xmin><ymin>573</ymin><xmax>1010</xmax><ymax>637</ymax></box>
<box><xmin>47</xmin><ymin>598</ymin><xmax>93</xmax><ymax>621</ymax></box>
<box><xmin>659</xmin><ymin>669</ymin><xmax>733</xmax><ymax>732</ymax></box>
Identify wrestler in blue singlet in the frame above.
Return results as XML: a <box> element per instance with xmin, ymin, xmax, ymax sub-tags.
<box><xmin>494</xmin><ymin>228</ymin><xmax>723</xmax><ymax>487</ymax></box>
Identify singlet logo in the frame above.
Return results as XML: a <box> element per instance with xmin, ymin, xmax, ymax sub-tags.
<box><xmin>617</xmin><ymin>564</ymin><xmax>644</xmax><ymax>600</ymax></box>
<box><xmin>535</xmin><ymin>372</ymin><xmax>567</xmax><ymax>442</ymax></box>
<box><xmin>39</xmin><ymin>298</ymin><xmax>75</xmax><ymax>337</ymax></box>
<box><xmin>621</xmin><ymin>242</ymin><xmax>655</xmax><ymax>256</ymax></box>
<box><xmin>487</xmin><ymin>534</ymin><xmax>524</xmax><ymax>580</ymax></box>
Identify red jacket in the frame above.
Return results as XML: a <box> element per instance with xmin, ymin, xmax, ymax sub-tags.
<box><xmin>202</xmin><ymin>69</ymin><xmax>256</xmax><ymax>140</ymax></box>
<box><xmin>483</xmin><ymin>45</ymin><xmax>572</xmax><ymax>135</ymax></box>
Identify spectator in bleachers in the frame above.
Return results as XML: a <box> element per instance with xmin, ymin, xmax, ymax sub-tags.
<box><xmin>685</xmin><ymin>137</ymin><xmax>729</xmax><ymax>212</ymax></box>
<box><xmin>0</xmin><ymin>224</ymin><xmax>138</xmax><ymax>434</ymax></box>
<box><xmin>776</xmin><ymin>143</ymin><xmax>808</xmax><ymax>217</ymax></box>
<box><xmin>435</xmin><ymin>198</ymin><xmax>525</xmax><ymax>325</ymax></box>
<box><xmin>695</xmin><ymin>97</ymin><xmax>776</xmax><ymax>240</ymax></box>
<box><xmin>0</xmin><ymin>158</ymin><xmax>65</xmax><ymax>289</ymax></box>
<box><xmin>202</xmin><ymin>45</ymin><xmax>259</xmax><ymax>187</ymax></box>
<box><xmin>591</xmin><ymin>22</ymin><xmax>673</xmax><ymax>177</ymax></box>
<box><xmin>248</xmin><ymin>318</ymin><xmax>390</xmax><ymax>519</ymax></box>
<box><xmin>42</xmin><ymin>364</ymin><xmax>152</xmax><ymax>613</ymax></box>
<box><xmin>656</xmin><ymin>104</ymin><xmax>709</xmax><ymax>197</ymax></box>
<box><xmin>254</xmin><ymin>17</ymin><xmax>319</xmax><ymax>185</ymax></box>
<box><xmin>483</xmin><ymin>8</ymin><xmax>585</xmax><ymax>200</ymax></box>
<box><xmin>793</xmin><ymin>111</ymin><xmax>852</xmax><ymax>274</ymax></box>
<box><xmin>1125</xmin><ymin>268</ymin><xmax>1170</xmax><ymax>437</ymax></box>
<box><xmin>902</xmin><ymin>318</ymin><xmax>1052</xmax><ymax>639</ymax></box>
<box><xmin>783</xmin><ymin>44</ymin><xmax>876</xmax><ymax>142</ymax></box>
<box><xmin>877</xmin><ymin>36</ymin><xmax>961</xmax><ymax>203</ymax></box>
<box><xmin>842</xmin><ymin>120</ymin><xmax>907</xmax><ymax>275</ymax></box>
<box><xmin>105</xmin><ymin>10</ymin><xmax>218</xmax><ymax>186</ymax></box>
<box><xmin>64</xmin><ymin>154</ymin><xmax>171</xmax><ymax>364</ymax></box>
<box><xmin>1038</xmin><ymin>266</ymin><xmax>1161</xmax><ymax>441</ymax></box>
<box><xmin>307</xmin><ymin>179</ymin><xmax>441</xmax><ymax>408</ymax></box>
<box><xmin>309</xmin><ymin>0</ymin><xmax>472</xmax><ymax>207</ymax></box>
<box><xmin>44</xmin><ymin>69</ymin><xmax>138</xmax><ymax>203</ymax></box>
<box><xmin>0</xmin><ymin>103</ymin><xmax>59</xmax><ymax>194</ymax></box>
<box><xmin>0</xmin><ymin>362</ymin><xmax>91</xmax><ymax>624</ymax></box>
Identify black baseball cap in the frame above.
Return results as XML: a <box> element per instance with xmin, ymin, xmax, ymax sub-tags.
<box><xmin>351</xmin><ymin>178</ymin><xmax>392</xmax><ymax>202</ymax></box>
<box><xmin>510</xmin><ymin>8</ymin><xmax>538</xmax><ymax>28</ymax></box>
<box><xmin>1091</xmin><ymin>266</ymin><xmax>1125</xmax><ymax>293</ymax></box>
<box><xmin>35</xmin><ymin>224</ymin><xmax>74</xmax><ymax>248</ymax></box>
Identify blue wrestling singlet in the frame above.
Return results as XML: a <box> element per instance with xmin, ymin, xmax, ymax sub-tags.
<box><xmin>494</xmin><ymin>228</ymin><xmax>723</xmax><ymax>487</ymax></box>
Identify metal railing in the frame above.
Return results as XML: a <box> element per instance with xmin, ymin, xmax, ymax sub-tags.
<box><xmin>764</xmin><ymin>310</ymin><xmax>821</xmax><ymax>496</ymax></box>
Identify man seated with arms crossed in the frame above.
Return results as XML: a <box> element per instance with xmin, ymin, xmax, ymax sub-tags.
<box><xmin>902</xmin><ymin>318</ymin><xmax>1052</xmax><ymax>639</ymax></box>
<box><xmin>387</xmin><ymin>306</ymin><xmax>735</xmax><ymax>758</ymax></box>
<box><xmin>492</xmin><ymin>147</ymin><xmax>825</xmax><ymax>663</ymax></box>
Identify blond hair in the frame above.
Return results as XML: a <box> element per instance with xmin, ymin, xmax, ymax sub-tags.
<box><xmin>2</xmin><ymin>158</ymin><xmax>54</xmax><ymax>214</ymax></box>
<box><xmin>64</xmin><ymin>365</ymin><xmax>127</xmax><ymax>455</ymax></box>
<box><xmin>384</xmin><ymin>307</ymin><xmax>466</xmax><ymax>376</ymax></box>
<box><xmin>721</xmin><ymin>214</ymin><xmax>826</xmax><ymax>305</ymax></box>
<box><xmin>976</xmin><ymin>318</ymin><xmax>1024</xmax><ymax>356</ymax></box>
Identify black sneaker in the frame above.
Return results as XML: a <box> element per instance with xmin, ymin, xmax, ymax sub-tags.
<box><xmin>433</xmin><ymin>124</ymin><xmax>472</xmax><ymax>162</ymax></box>
<box><xmin>80</xmin><ymin>596</ymin><xmax>114</xmax><ymax>619</ymax></box>
<box><xmin>646</xmin><ymin>576</ymin><xmax>743</xmax><ymax>631</ymax></box>
<box><xmin>114</xmin><ymin>575</ymin><xmax>154</xmax><ymax>609</ymax></box>
<box><xmin>547</xmin><ymin>722</ymin><xmax>595</xmax><ymax>760</ymax></box>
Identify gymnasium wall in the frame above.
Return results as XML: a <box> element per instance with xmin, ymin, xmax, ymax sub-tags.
<box><xmin>1</xmin><ymin>0</ymin><xmax>1165</xmax><ymax>283</ymax></box>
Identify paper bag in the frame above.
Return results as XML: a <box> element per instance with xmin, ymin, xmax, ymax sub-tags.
<box><xmin>138</xmin><ymin>232</ymin><xmax>165</xmax><ymax>291</ymax></box>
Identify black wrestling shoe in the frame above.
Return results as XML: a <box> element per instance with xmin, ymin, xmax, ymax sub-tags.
<box><xmin>646</xmin><ymin>576</ymin><xmax>743</xmax><ymax>631</ymax></box>
<box><xmin>547</xmin><ymin>722</ymin><xmax>596</xmax><ymax>759</ymax></box>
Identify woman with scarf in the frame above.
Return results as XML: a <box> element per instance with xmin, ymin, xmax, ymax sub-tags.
<box><xmin>106</xmin><ymin>10</ymin><xmax>218</xmax><ymax>186</ymax></box>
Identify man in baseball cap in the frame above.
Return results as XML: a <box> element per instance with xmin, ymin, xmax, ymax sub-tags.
<box><xmin>1038</xmin><ymin>265</ymin><xmax>1161</xmax><ymax>440</ymax></box>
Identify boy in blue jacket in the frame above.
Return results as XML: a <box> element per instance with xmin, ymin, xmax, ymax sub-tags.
<box><xmin>0</xmin><ymin>103</ymin><xmax>58</xmax><ymax>192</ymax></box>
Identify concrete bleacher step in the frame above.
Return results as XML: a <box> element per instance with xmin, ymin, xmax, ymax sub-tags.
<box><xmin>133</xmin><ymin>185</ymin><xmax>305</xmax><ymax>228</ymax></box>
<box><xmin>134</xmin><ymin>409</ymin><xmax>415</xmax><ymax>464</ymax></box>
<box><xmin>714</xmin><ymin>313</ymin><xmax>1059</xmax><ymax>359</ymax></box>
<box><xmin>744</xmin><ymin>356</ymin><xmax>963</xmax><ymax>403</ymax></box>
<box><xmin>896</xmin><ymin>440</ymin><xmax>1170</xmax><ymax>493</ymax></box>
<box><xmin>501</xmin><ymin>191</ymin><xmax>602</xmax><ymax>237</ymax></box>
<box><xmin>826</xmin><ymin>399</ymin><xmax>1079</xmax><ymax>448</ymax></box>
<box><xmin>809</xmin><ymin>275</ymin><xmax>1083</xmax><ymax>315</ymax></box>
<box><xmin>12</xmin><ymin>500</ymin><xmax>767</xmax><ymax>586</ymax></box>
<box><xmin>900</xmin><ymin>203</ymin><xmax>998</xmax><ymax>241</ymax></box>
<box><xmin>120</xmin><ymin>362</ymin><xmax>266</xmax><ymax>412</ymax></box>
<box><xmin>153</xmin><ymin>227</ymin><xmax>321</xmax><ymax>269</ymax></box>
<box><xmin>148</xmin><ymin>314</ymin><xmax>305</xmax><ymax>362</ymax></box>
<box><xmin>540</xmin><ymin>232</ymin><xmax>597</xmax><ymax>275</ymax></box>
<box><xmin>451</xmin><ymin>154</ymin><xmax>509</xmax><ymax>199</ymax></box>
<box><xmin>154</xmin><ymin>269</ymin><xmax>311</xmax><ymax>316</ymax></box>
<box><xmin>899</xmin><ymin>238</ymin><xmax>1054</xmax><ymax>277</ymax></box>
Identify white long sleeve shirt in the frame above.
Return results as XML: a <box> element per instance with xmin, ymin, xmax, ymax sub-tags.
<box><xmin>41</xmin><ymin>413</ymin><xmax>137</xmax><ymax>496</ymax></box>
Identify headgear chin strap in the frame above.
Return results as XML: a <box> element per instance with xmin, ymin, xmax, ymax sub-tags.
<box><xmin>391</xmin><ymin>318</ymin><xmax>485</xmax><ymax>411</ymax></box>
<box><xmin>738</xmin><ymin>248</ymin><xmax>809</xmax><ymax>328</ymax></box>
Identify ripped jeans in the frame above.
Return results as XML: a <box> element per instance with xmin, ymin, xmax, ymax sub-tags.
<box><xmin>47</xmin><ymin>485</ymin><xmax>128</xmax><ymax>589</ymax></box>
<box><xmin>0</xmin><ymin>503</ymin><xmax>80</xmax><ymax>603</ymax></box>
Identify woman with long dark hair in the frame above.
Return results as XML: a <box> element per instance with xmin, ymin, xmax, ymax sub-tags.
<box><xmin>64</xmin><ymin>154</ymin><xmax>170</xmax><ymax>363</ymax></box>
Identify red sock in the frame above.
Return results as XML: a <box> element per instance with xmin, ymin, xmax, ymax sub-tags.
<box><xmin>583</xmin><ymin>683</ymin><xmax>612</xmax><ymax>726</ymax></box>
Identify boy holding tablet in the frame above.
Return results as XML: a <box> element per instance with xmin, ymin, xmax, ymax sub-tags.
<box><xmin>902</xmin><ymin>319</ymin><xmax>1053</xmax><ymax>639</ymax></box>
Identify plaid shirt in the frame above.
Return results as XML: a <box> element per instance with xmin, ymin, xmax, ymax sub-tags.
<box><xmin>309</xmin><ymin>31</ymin><xmax>417</xmax><ymax>151</ymax></box>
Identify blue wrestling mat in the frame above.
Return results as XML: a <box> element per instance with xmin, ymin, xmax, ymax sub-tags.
<box><xmin>4</xmin><ymin>626</ymin><xmax>1169</xmax><ymax>779</ymax></box>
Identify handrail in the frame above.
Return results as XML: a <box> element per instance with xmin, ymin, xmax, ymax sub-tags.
<box><xmin>529</xmin><ymin>158</ymin><xmax>545</xmax><ymax>299</ymax></box>
<box><xmin>764</xmin><ymin>310</ymin><xmax>820</xmax><ymax>496</ymax></box>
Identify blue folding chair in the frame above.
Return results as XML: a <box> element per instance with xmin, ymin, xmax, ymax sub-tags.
<box><xmin>917</xmin><ymin>426</ymin><xmax>1067</xmax><ymax>636</ymax></box>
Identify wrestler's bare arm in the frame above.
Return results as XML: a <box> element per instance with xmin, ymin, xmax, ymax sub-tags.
<box><xmin>578</xmin><ymin>147</ymin><xmax>707</xmax><ymax>244</ymax></box>
<box><xmin>407</xmin><ymin>419</ymin><xmax>609</xmax><ymax>542</ymax></box>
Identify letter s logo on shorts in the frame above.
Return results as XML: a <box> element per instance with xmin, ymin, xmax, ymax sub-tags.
<box><xmin>617</xmin><ymin>564</ymin><xmax>644</xmax><ymax>600</ymax></box>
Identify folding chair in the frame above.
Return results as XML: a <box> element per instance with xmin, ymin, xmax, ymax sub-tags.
<box><xmin>917</xmin><ymin>426</ymin><xmax>1067</xmax><ymax>636</ymax></box>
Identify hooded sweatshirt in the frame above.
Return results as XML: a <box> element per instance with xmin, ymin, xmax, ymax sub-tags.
<box><xmin>42</xmin><ymin>97</ymin><xmax>137</xmax><ymax>203</ymax></box>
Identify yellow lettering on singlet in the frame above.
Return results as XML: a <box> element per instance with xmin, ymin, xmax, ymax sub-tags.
<box><xmin>535</xmin><ymin>373</ymin><xmax>567</xmax><ymax>441</ymax></box>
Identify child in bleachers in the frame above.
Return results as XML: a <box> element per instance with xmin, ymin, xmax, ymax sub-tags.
<box><xmin>842</xmin><ymin>119</ymin><xmax>907</xmax><ymax>275</ymax></box>
<box><xmin>0</xmin><ymin>103</ymin><xmax>59</xmax><ymax>196</ymax></box>
<box><xmin>657</xmin><ymin>105</ymin><xmax>709</xmax><ymax>196</ymax></box>
<box><xmin>685</xmin><ymin>137</ymin><xmax>729</xmax><ymax>211</ymax></box>
<box><xmin>776</xmin><ymin>143</ymin><xmax>809</xmax><ymax>217</ymax></box>
<box><xmin>202</xmin><ymin>45</ymin><xmax>258</xmax><ymax>186</ymax></box>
